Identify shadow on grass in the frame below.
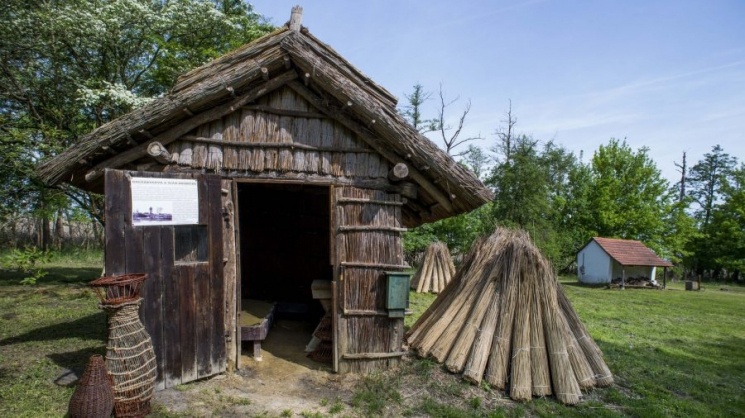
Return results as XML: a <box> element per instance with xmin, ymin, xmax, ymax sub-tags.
<box><xmin>48</xmin><ymin>346</ymin><xmax>107</xmax><ymax>379</ymax></box>
<box><xmin>0</xmin><ymin>312</ymin><xmax>107</xmax><ymax>347</ymax></box>
<box><xmin>0</xmin><ymin>266</ymin><xmax>101</xmax><ymax>286</ymax></box>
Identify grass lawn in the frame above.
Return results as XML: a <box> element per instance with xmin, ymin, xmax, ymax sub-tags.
<box><xmin>554</xmin><ymin>277</ymin><xmax>745</xmax><ymax>417</ymax></box>
<box><xmin>1</xmin><ymin>251</ymin><xmax>743</xmax><ymax>417</ymax></box>
<box><xmin>0</xmin><ymin>250</ymin><xmax>105</xmax><ymax>417</ymax></box>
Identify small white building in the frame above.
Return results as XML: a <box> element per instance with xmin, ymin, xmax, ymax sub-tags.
<box><xmin>577</xmin><ymin>237</ymin><xmax>672</xmax><ymax>284</ymax></box>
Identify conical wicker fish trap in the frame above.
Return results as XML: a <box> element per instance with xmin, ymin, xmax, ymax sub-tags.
<box><xmin>101</xmin><ymin>298</ymin><xmax>157</xmax><ymax>417</ymax></box>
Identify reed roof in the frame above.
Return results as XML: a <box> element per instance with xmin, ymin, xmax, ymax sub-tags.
<box><xmin>37</xmin><ymin>24</ymin><xmax>492</xmax><ymax>224</ymax></box>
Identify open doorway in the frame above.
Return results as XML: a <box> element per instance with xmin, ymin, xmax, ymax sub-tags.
<box><xmin>236</xmin><ymin>183</ymin><xmax>333</xmax><ymax>367</ymax></box>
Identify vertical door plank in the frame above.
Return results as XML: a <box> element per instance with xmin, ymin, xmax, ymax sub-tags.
<box><xmin>179</xmin><ymin>265</ymin><xmax>197</xmax><ymax>382</ymax></box>
<box><xmin>222</xmin><ymin>179</ymin><xmax>237</xmax><ymax>372</ymax></box>
<box><xmin>209</xmin><ymin>176</ymin><xmax>226</xmax><ymax>373</ymax></box>
<box><xmin>161</xmin><ymin>227</ymin><xmax>182</xmax><ymax>387</ymax></box>
<box><xmin>105</xmin><ymin>170</ymin><xmax>130</xmax><ymax>275</ymax></box>
<box><xmin>142</xmin><ymin>227</ymin><xmax>165</xmax><ymax>390</ymax></box>
<box><xmin>195</xmin><ymin>263</ymin><xmax>212</xmax><ymax>378</ymax></box>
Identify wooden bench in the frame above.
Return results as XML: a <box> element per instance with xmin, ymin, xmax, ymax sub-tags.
<box><xmin>240</xmin><ymin>299</ymin><xmax>277</xmax><ymax>361</ymax></box>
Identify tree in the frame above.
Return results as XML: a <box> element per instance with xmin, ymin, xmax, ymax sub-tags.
<box><xmin>587</xmin><ymin>139</ymin><xmax>673</xmax><ymax>252</ymax></box>
<box><xmin>400</xmin><ymin>83</ymin><xmax>488</xmax><ymax>257</ymax></box>
<box><xmin>0</xmin><ymin>0</ymin><xmax>273</xmax><ymax>248</ymax></box>
<box><xmin>399</xmin><ymin>84</ymin><xmax>437</xmax><ymax>134</ymax></box>
<box><xmin>674</xmin><ymin>151</ymin><xmax>688</xmax><ymax>203</ymax></box>
<box><xmin>683</xmin><ymin>145</ymin><xmax>738</xmax><ymax>276</ymax></box>
<box><xmin>707</xmin><ymin>164</ymin><xmax>745</xmax><ymax>280</ymax></box>
<box><xmin>433</xmin><ymin>85</ymin><xmax>483</xmax><ymax>155</ymax></box>
<box><xmin>399</xmin><ymin>83</ymin><xmax>482</xmax><ymax>155</ymax></box>
<box><xmin>486</xmin><ymin>111</ymin><xmax>582</xmax><ymax>268</ymax></box>
<box><xmin>687</xmin><ymin>145</ymin><xmax>737</xmax><ymax>229</ymax></box>
<box><xmin>459</xmin><ymin>144</ymin><xmax>490</xmax><ymax>180</ymax></box>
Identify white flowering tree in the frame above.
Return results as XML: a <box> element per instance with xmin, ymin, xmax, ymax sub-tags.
<box><xmin>0</xmin><ymin>0</ymin><xmax>273</xmax><ymax>249</ymax></box>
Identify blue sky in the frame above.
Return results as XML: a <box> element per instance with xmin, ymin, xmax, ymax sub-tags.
<box><xmin>250</xmin><ymin>1</ymin><xmax>745</xmax><ymax>182</ymax></box>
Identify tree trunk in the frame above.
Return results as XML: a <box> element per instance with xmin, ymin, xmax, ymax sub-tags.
<box><xmin>55</xmin><ymin>209</ymin><xmax>65</xmax><ymax>250</ymax></box>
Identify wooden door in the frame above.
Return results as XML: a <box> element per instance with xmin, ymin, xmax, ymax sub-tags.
<box><xmin>104</xmin><ymin>169</ymin><xmax>225</xmax><ymax>389</ymax></box>
<box><xmin>332</xmin><ymin>186</ymin><xmax>408</xmax><ymax>373</ymax></box>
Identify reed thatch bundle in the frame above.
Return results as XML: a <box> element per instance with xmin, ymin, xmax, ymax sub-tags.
<box><xmin>406</xmin><ymin>228</ymin><xmax>613</xmax><ymax>405</ymax></box>
<box><xmin>410</xmin><ymin>241</ymin><xmax>456</xmax><ymax>293</ymax></box>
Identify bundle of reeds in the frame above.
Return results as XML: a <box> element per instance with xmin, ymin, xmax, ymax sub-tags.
<box><xmin>406</xmin><ymin>227</ymin><xmax>613</xmax><ymax>405</ymax></box>
<box><xmin>410</xmin><ymin>241</ymin><xmax>456</xmax><ymax>293</ymax></box>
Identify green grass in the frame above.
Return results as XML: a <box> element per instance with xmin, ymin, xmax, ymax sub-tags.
<box><xmin>379</xmin><ymin>279</ymin><xmax>745</xmax><ymax>417</ymax></box>
<box><xmin>0</xmin><ymin>250</ymin><xmax>104</xmax><ymax>417</ymax></box>
<box><xmin>556</xmin><ymin>277</ymin><xmax>745</xmax><ymax>417</ymax></box>
<box><xmin>1</xmin><ymin>250</ymin><xmax>744</xmax><ymax>417</ymax></box>
<box><xmin>406</xmin><ymin>290</ymin><xmax>437</xmax><ymax>329</ymax></box>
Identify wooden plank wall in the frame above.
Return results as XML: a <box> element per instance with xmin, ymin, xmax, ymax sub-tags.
<box><xmin>104</xmin><ymin>170</ymin><xmax>224</xmax><ymax>389</ymax></box>
<box><xmin>333</xmin><ymin>186</ymin><xmax>407</xmax><ymax>373</ymax></box>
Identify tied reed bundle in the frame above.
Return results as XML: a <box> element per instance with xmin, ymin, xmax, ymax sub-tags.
<box><xmin>411</xmin><ymin>241</ymin><xmax>456</xmax><ymax>293</ymax></box>
<box><xmin>406</xmin><ymin>227</ymin><xmax>614</xmax><ymax>405</ymax></box>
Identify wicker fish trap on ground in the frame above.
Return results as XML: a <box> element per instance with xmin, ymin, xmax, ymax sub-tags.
<box><xmin>68</xmin><ymin>354</ymin><xmax>114</xmax><ymax>418</ymax></box>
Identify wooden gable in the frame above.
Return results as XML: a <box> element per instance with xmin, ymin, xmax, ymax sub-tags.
<box><xmin>154</xmin><ymin>87</ymin><xmax>391</xmax><ymax>180</ymax></box>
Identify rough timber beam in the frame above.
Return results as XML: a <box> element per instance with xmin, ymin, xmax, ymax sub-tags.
<box><xmin>85</xmin><ymin>70</ymin><xmax>297</xmax><ymax>183</ymax></box>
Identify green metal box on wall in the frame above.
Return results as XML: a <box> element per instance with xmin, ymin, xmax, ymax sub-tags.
<box><xmin>385</xmin><ymin>271</ymin><xmax>411</xmax><ymax>318</ymax></box>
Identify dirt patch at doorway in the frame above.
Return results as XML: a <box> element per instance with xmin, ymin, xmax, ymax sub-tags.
<box><xmin>152</xmin><ymin>318</ymin><xmax>360</xmax><ymax>417</ymax></box>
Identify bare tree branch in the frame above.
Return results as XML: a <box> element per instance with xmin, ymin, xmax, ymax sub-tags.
<box><xmin>435</xmin><ymin>84</ymin><xmax>483</xmax><ymax>155</ymax></box>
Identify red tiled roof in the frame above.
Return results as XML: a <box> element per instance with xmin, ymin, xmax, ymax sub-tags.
<box><xmin>588</xmin><ymin>237</ymin><xmax>673</xmax><ymax>267</ymax></box>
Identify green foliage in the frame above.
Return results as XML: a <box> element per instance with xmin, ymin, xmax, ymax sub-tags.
<box><xmin>2</xmin><ymin>246</ymin><xmax>52</xmax><ymax>285</ymax></box>
<box><xmin>400</xmin><ymin>83</ymin><xmax>439</xmax><ymax>133</ymax></box>
<box><xmin>707</xmin><ymin>164</ymin><xmax>745</xmax><ymax>277</ymax></box>
<box><xmin>686</xmin><ymin>145</ymin><xmax>737</xmax><ymax>228</ymax></box>
<box><xmin>683</xmin><ymin>145</ymin><xmax>740</xmax><ymax>277</ymax></box>
<box><xmin>404</xmin><ymin>203</ymin><xmax>494</xmax><ymax>257</ymax></box>
<box><xmin>487</xmin><ymin>134</ymin><xmax>582</xmax><ymax>269</ymax></box>
<box><xmin>588</xmin><ymin>139</ymin><xmax>673</xmax><ymax>250</ymax></box>
<box><xmin>0</xmin><ymin>0</ymin><xmax>274</xmax><ymax>231</ymax></box>
<box><xmin>459</xmin><ymin>144</ymin><xmax>491</xmax><ymax>180</ymax></box>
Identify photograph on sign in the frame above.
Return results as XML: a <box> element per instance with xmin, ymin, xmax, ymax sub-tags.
<box><xmin>130</xmin><ymin>177</ymin><xmax>199</xmax><ymax>226</ymax></box>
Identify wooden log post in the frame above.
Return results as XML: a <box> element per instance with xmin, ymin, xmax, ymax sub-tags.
<box><xmin>388</xmin><ymin>162</ymin><xmax>409</xmax><ymax>182</ymax></box>
<box><xmin>289</xmin><ymin>6</ymin><xmax>303</xmax><ymax>31</ymax></box>
<box><xmin>147</xmin><ymin>142</ymin><xmax>173</xmax><ymax>165</ymax></box>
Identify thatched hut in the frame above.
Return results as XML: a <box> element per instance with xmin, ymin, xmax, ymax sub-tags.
<box><xmin>37</xmin><ymin>8</ymin><xmax>492</xmax><ymax>389</ymax></box>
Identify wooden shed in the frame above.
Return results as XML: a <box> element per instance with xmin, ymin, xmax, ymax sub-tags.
<box><xmin>38</xmin><ymin>10</ymin><xmax>492</xmax><ymax>389</ymax></box>
<box><xmin>577</xmin><ymin>237</ymin><xmax>673</xmax><ymax>285</ymax></box>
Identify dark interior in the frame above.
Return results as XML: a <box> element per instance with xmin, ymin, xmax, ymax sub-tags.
<box><xmin>237</xmin><ymin>183</ymin><xmax>331</xmax><ymax>320</ymax></box>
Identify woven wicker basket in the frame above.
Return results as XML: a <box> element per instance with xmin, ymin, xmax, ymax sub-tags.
<box><xmin>90</xmin><ymin>273</ymin><xmax>147</xmax><ymax>305</ymax></box>
<box><xmin>68</xmin><ymin>355</ymin><xmax>114</xmax><ymax>418</ymax></box>
<box><xmin>307</xmin><ymin>340</ymin><xmax>333</xmax><ymax>364</ymax></box>
<box><xmin>313</xmin><ymin>314</ymin><xmax>333</xmax><ymax>341</ymax></box>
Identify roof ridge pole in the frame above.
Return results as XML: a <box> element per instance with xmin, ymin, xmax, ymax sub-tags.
<box><xmin>289</xmin><ymin>6</ymin><xmax>303</xmax><ymax>31</ymax></box>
